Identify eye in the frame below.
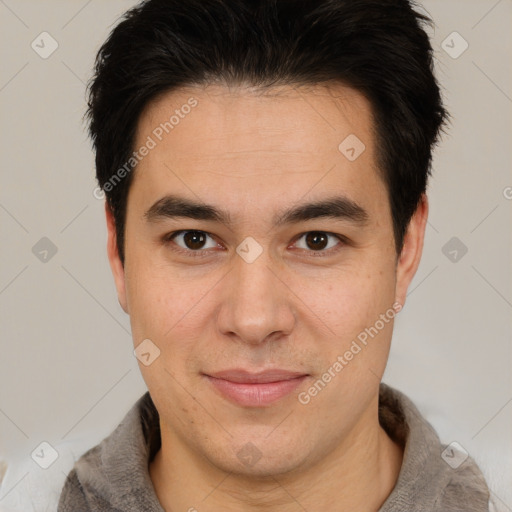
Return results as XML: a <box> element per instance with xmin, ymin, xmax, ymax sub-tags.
<box><xmin>163</xmin><ymin>230</ymin><xmax>345</xmax><ymax>258</ymax></box>
<box><xmin>293</xmin><ymin>231</ymin><xmax>344</xmax><ymax>255</ymax></box>
<box><xmin>165</xmin><ymin>230</ymin><xmax>220</xmax><ymax>255</ymax></box>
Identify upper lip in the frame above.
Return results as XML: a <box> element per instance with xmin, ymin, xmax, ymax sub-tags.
<box><xmin>205</xmin><ymin>369</ymin><xmax>308</xmax><ymax>384</ymax></box>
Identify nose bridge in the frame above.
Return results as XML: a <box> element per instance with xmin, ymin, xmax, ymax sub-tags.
<box><xmin>217</xmin><ymin>245</ymin><xmax>294</xmax><ymax>344</ymax></box>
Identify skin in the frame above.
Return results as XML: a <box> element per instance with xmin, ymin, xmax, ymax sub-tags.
<box><xmin>106</xmin><ymin>82</ymin><xmax>428</xmax><ymax>511</ymax></box>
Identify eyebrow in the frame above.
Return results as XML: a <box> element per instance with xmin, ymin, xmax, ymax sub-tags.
<box><xmin>144</xmin><ymin>194</ymin><xmax>369</xmax><ymax>227</ymax></box>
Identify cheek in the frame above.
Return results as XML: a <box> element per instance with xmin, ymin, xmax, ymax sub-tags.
<box><xmin>315</xmin><ymin>261</ymin><xmax>396</xmax><ymax>332</ymax></box>
<box><xmin>124</xmin><ymin>255</ymin><xmax>218</xmax><ymax>363</ymax></box>
<box><xmin>299</xmin><ymin>272</ymin><xmax>397</xmax><ymax>413</ymax></box>
<box><xmin>302</xmin><ymin>258</ymin><xmax>397</xmax><ymax>387</ymax></box>
<box><xmin>124</xmin><ymin>252</ymin><xmax>174</xmax><ymax>342</ymax></box>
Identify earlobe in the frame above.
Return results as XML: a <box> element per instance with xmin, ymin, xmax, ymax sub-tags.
<box><xmin>394</xmin><ymin>194</ymin><xmax>429</xmax><ymax>309</ymax></box>
<box><xmin>105</xmin><ymin>202</ymin><xmax>129</xmax><ymax>314</ymax></box>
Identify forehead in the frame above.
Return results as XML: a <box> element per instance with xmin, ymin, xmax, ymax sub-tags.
<box><xmin>130</xmin><ymin>82</ymin><xmax>387</xmax><ymax>224</ymax></box>
<box><xmin>139</xmin><ymin>82</ymin><xmax>374</xmax><ymax>157</ymax></box>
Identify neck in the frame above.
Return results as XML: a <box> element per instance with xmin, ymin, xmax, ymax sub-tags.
<box><xmin>149</xmin><ymin>394</ymin><xmax>403</xmax><ymax>512</ymax></box>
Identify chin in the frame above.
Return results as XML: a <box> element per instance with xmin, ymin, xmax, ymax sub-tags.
<box><xmin>204</xmin><ymin>439</ymin><xmax>311</xmax><ymax>480</ymax></box>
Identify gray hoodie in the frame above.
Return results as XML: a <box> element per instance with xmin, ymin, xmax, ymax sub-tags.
<box><xmin>57</xmin><ymin>383</ymin><xmax>491</xmax><ymax>511</ymax></box>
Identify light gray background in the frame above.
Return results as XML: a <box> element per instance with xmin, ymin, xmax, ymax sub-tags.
<box><xmin>0</xmin><ymin>0</ymin><xmax>511</xmax><ymax>510</ymax></box>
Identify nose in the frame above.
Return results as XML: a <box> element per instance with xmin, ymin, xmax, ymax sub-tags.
<box><xmin>216</xmin><ymin>246</ymin><xmax>296</xmax><ymax>346</ymax></box>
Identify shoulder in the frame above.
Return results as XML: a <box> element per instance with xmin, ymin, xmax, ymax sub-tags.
<box><xmin>433</xmin><ymin>456</ymin><xmax>491</xmax><ymax>511</ymax></box>
<box><xmin>57</xmin><ymin>468</ymin><xmax>88</xmax><ymax>511</ymax></box>
<box><xmin>378</xmin><ymin>383</ymin><xmax>491</xmax><ymax>512</ymax></box>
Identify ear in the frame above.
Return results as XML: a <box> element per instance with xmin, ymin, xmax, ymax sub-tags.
<box><xmin>394</xmin><ymin>193</ymin><xmax>428</xmax><ymax>309</ymax></box>
<box><xmin>105</xmin><ymin>202</ymin><xmax>129</xmax><ymax>313</ymax></box>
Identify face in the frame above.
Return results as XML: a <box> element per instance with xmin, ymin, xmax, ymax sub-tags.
<box><xmin>107</xmin><ymin>83</ymin><xmax>426</xmax><ymax>477</ymax></box>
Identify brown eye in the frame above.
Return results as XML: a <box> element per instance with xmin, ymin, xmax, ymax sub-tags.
<box><xmin>183</xmin><ymin>231</ymin><xmax>207</xmax><ymax>250</ymax></box>
<box><xmin>168</xmin><ymin>231</ymin><xmax>218</xmax><ymax>252</ymax></box>
<box><xmin>305</xmin><ymin>232</ymin><xmax>329</xmax><ymax>251</ymax></box>
<box><xmin>294</xmin><ymin>231</ymin><xmax>343</xmax><ymax>254</ymax></box>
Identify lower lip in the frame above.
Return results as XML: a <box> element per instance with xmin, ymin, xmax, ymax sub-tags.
<box><xmin>205</xmin><ymin>375</ymin><xmax>308</xmax><ymax>407</ymax></box>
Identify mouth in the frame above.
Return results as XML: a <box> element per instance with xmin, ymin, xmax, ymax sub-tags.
<box><xmin>203</xmin><ymin>369</ymin><xmax>310</xmax><ymax>407</ymax></box>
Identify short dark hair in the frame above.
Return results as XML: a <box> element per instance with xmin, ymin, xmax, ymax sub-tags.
<box><xmin>87</xmin><ymin>0</ymin><xmax>448</xmax><ymax>264</ymax></box>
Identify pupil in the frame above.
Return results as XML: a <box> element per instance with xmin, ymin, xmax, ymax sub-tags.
<box><xmin>306</xmin><ymin>232</ymin><xmax>327</xmax><ymax>250</ymax></box>
<box><xmin>184</xmin><ymin>231</ymin><xmax>205</xmax><ymax>250</ymax></box>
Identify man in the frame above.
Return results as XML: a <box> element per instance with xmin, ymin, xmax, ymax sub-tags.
<box><xmin>58</xmin><ymin>0</ymin><xmax>491</xmax><ymax>510</ymax></box>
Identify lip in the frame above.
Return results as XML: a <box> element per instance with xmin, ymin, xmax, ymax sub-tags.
<box><xmin>204</xmin><ymin>369</ymin><xmax>309</xmax><ymax>407</ymax></box>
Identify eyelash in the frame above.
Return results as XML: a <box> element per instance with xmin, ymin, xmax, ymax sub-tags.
<box><xmin>162</xmin><ymin>230</ymin><xmax>346</xmax><ymax>258</ymax></box>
